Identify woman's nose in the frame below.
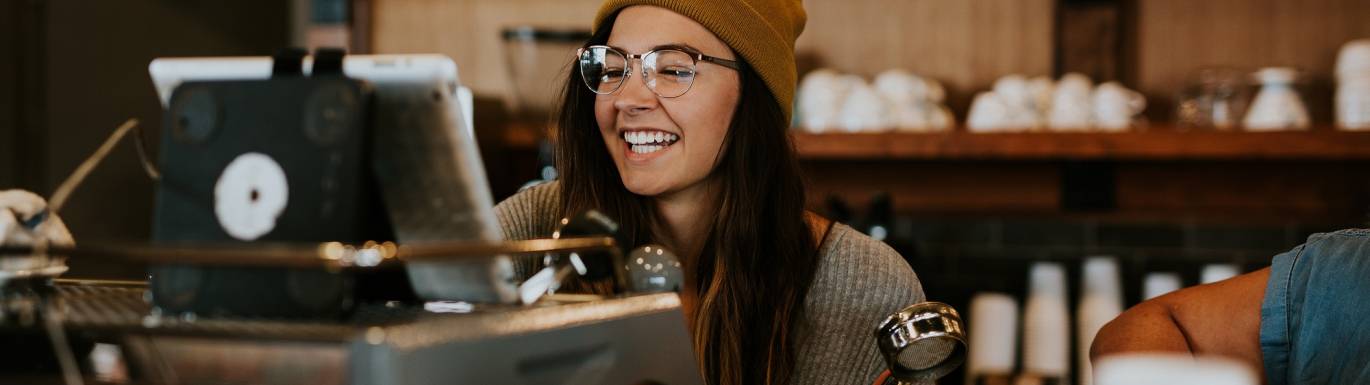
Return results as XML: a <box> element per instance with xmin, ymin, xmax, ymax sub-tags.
<box><xmin>613</xmin><ymin>62</ymin><xmax>659</xmax><ymax>115</ymax></box>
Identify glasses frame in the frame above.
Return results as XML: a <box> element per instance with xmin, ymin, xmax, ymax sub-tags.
<box><xmin>577</xmin><ymin>44</ymin><xmax>741</xmax><ymax>98</ymax></box>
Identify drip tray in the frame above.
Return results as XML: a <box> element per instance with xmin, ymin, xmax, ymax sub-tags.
<box><xmin>2</xmin><ymin>283</ymin><xmax>703</xmax><ymax>385</ymax></box>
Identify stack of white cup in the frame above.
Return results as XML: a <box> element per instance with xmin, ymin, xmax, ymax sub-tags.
<box><xmin>967</xmin><ymin>293</ymin><xmax>1019</xmax><ymax>385</ymax></box>
<box><xmin>966</xmin><ymin>73</ymin><xmax>1145</xmax><ymax>133</ymax></box>
<box><xmin>796</xmin><ymin>69</ymin><xmax>955</xmax><ymax>133</ymax></box>
<box><xmin>1023</xmin><ymin>262</ymin><xmax>1071</xmax><ymax>383</ymax></box>
<box><xmin>1337</xmin><ymin>39</ymin><xmax>1370</xmax><ymax>130</ymax></box>
<box><xmin>1077</xmin><ymin>257</ymin><xmax>1124</xmax><ymax>385</ymax></box>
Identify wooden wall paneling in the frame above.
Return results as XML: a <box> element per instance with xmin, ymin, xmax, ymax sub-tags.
<box><xmin>372</xmin><ymin>0</ymin><xmax>1054</xmax><ymax>117</ymax></box>
<box><xmin>1133</xmin><ymin>0</ymin><xmax>1370</xmax><ymax>123</ymax></box>
<box><xmin>795</xmin><ymin>0</ymin><xmax>1055</xmax><ymax>116</ymax></box>
<box><xmin>372</xmin><ymin>0</ymin><xmax>600</xmax><ymax>104</ymax></box>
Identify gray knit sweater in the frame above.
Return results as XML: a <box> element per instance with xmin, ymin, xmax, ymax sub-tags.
<box><xmin>493</xmin><ymin>182</ymin><xmax>925</xmax><ymax>385</ymax></box>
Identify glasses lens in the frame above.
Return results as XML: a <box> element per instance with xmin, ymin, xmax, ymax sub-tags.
<box><xmin>579</xmin><ymin>47</ymin><xmax>628</xmax><ymax>94</ymax></box>
<box><xmin>644</xmin><ymin>50</ymin><xmax>697</xmax><ymax>98</ymax></box>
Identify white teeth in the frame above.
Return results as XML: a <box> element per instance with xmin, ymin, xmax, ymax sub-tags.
<box><xmin>623</xmin><ymin>131</ymin><xmax>679</xmax><ymax>146</ymax></box>
<box><xmin>630</xmin><ymin>144</ymin><xmax>665</xmax><ymax>154</ymax></box>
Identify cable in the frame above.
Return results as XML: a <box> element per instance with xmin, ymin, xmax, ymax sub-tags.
<box><xmin>46</xmin><ymin>118</ymin><xmax>141</xmax><ymax>215</ymax></box>
<box><xmin>131</xmin><ymin>122</ymin><xmax>161</xmax><ymax>181</ymax></box>
<box><xmin>42</xmin><ymin>300</ymin><xmax>85</xmax><ymax>385</ymax></box>
<box><xmin>30</xmin><ymin>118</ymin><xmax>158</xmax><ymax>255</ymax></box>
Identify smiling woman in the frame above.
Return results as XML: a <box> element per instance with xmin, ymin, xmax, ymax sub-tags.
<box><xmin>492</xmin><ymin>1</ymin><xmax>925</xmax><ymax>384</ymax></box>
<box><xmin>589</xmin><ymin>7</ymin><xmax>742</xmax><ymax>199</ymax></box>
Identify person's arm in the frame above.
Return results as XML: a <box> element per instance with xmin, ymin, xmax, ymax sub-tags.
<box><xmin>1091</xmin><ymin>268</ymin><xmax>1269</xmax><ymax>372</ymax></box>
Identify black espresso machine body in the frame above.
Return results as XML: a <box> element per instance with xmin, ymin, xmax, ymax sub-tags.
<box><xmin>150</xmin><ymin>52</ymin><xmax>395</xmax><ymax>318</ymax></box>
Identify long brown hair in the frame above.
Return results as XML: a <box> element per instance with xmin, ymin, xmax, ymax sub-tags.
<box><xmin>553</xmin><ymin>12</ymin><xmax>821</xmax><ymax>385</ymax></box>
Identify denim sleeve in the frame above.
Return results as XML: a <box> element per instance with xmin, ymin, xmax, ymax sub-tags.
<box><xmin>1260</xmin><ymin>229</ymin><xmax>1370</xmax><ymax>385</ymax></box>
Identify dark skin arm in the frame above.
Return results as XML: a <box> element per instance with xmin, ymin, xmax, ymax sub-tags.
<box><xmin>1090</xmin><ymin>267</ymin><xmax>1270</xmax><ymax>381</ymax></box>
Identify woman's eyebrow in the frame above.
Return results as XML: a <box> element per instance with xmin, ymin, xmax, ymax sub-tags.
<box><xmin>649</xmin><ymin>43</ymin><xmax>703</xmax><ymax>53</ymax></box>
<box><xmin>603</xmin><ymin>42</ymin><xmax>706</xmax><ymax>55</ymax></box>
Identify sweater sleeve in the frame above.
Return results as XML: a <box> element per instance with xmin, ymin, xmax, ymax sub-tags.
<box><xmin>792</xmin><ymin>223</ymin><xmax>926</xmax><ymax>385</ymax></box>
<box><xmin>492</xmin><ymin>181</ymin><xmax>562</xmax><ymax>279</ymax></box>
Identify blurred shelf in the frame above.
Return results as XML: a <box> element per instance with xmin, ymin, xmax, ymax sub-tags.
<box><xmin>793</xmin><ymin>127</ymin><xmax>1370</xmax><ymax>161</ymax></box>
<box><xmin>503</xmin><ymin>124</ymin><xmax>1370</xmax><ymax>161</ymax></box>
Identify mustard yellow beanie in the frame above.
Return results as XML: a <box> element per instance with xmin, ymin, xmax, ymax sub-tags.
<box><xmin>593</xmin><ymin>0</ymin><xmax>807</xmax><ymax>121</ymax></box>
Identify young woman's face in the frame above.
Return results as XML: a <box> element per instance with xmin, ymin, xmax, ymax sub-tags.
<box><xmin>595</xmin><ymin>5</ymin><xmax>741</xmax><ymax>198</ymax></box>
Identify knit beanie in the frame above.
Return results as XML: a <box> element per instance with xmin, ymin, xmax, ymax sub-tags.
<box><xmin>593</xmin><ymin>0</ymin><xmax>806</xmax><ymax>121</ymax></box>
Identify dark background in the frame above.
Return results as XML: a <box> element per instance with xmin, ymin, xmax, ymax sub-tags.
<box><xmin>2</xmin><ymin>0</ymin><xmax>291</xmax><ymax>278</ymax></box>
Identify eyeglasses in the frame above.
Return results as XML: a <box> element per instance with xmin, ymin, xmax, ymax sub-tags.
<box><xmin>577</xmin><ymin>45</ymin><xmax>740</xmax><ymax>98</ymax></box>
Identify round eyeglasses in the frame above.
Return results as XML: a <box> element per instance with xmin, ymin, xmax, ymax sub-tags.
<box><xmin>577</xmin><ymin>45</ymin><xmax>740</xmax><ymax>98</ymax></box>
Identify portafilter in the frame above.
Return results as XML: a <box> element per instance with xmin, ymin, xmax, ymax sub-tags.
<box><xmin>872</xmin><ymin>301</ymin><xmax>967</xmax><ymax>384</ymax></box>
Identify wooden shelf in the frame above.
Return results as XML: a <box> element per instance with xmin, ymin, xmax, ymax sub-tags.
<box><xmin>502</xmin><ymin>124</ymin><xmax>1370</xmax><ymax>161</ymax></box>
<box><xmin>793</xmin><ymin>129</ymin><xmax>1370</xmax><ymax>161</ymax></box>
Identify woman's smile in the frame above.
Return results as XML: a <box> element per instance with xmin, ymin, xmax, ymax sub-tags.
<box><xmin>620</xmin><ymin>128</ymin><xmax>681</xmax><ymax>161</ymax></box>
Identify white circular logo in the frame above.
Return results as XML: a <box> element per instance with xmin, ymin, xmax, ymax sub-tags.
<box><xmin>214</xmin><ymin>152</ymin><xmax>289</xmax><ymax>241</ymax></box>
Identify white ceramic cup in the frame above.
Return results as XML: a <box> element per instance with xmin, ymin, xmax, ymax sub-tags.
<box><xmin>1244</xmin><ymin>67</ymin><xmax>1311</xmax><ymax>131</ymax></box>
<box><xmin>994</xmin><ymin>75</ymin><xmax>1034</xmax><ymax>112</ymax></box>
<box><xmin>967</xmin><ymin>92</ymin><xmax>1012</xmax><ymax>132</ymax></box>
<box><xmin>1336</xmin><ymin>39</ymin><xmax>1370</xmax><ymax>79</ymax></box>
<box><xmin>797</xmin><ymin>69</ymin><xmax>848</xmax><ymax>133</ymax></box>
<box><xmin>1049</xmin><ymin>73</ymin><xmax>1094</xmax><ymax>131</ymax></box>
<box><xmin>837</xmin><ymin>77</ymin><xmax>888</xmax><ymax>132</ymax></box>
<box><xmin>1092</xmin><ymin>82</ymin><xmax>1146</xmax><ymax>131</ymax></box>
<box><xmin>1337</xmin><ymin>74</ymin><xmax>1370</xmax><ymax>130</ymax></box>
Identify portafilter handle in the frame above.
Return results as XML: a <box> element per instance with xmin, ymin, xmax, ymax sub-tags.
<box><xmin>872</xmin><ymin>301</ymin><xmax>968</xmax><ymax>384</ymax></box>
<box><xmin>550</xmin><ymin>210</ymin><xmax>627</xmax><ymax>281</ymax></box>
<box><xmin>517</xmin><ymin>210</ymin><xmax>632</xmax><ymax>303</ymax></box>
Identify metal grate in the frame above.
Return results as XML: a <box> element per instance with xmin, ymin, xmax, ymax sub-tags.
<box><xmin>37</xmin><ymin>284</ymin><xmax>423</xmax><ymax>341</ymax></box>
<box><xmin>7</xmin><ymin>283</ymin><xmax>681</xmax><ymax>347</ymax></box>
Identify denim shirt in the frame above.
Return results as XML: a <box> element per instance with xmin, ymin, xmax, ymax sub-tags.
<box><xmin>1261</xmin><ymin>229</ymin><xmax>1370</xmax><ymax>385</ymax></box>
